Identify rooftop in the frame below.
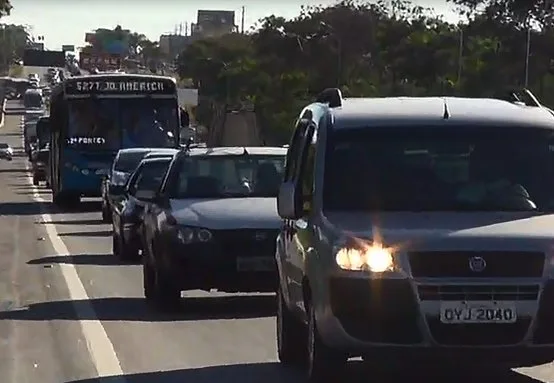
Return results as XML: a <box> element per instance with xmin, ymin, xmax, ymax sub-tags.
<box><xmin>331</xmin><ymin>97</ymin><xmax>554</xmax><ymax>129</ymax></box>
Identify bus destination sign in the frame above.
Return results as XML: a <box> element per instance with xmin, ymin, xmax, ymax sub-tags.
<box><xmin>65</xmin><ymin>78</ymin><xmax>175</xmax><ymax>95</ymax></box>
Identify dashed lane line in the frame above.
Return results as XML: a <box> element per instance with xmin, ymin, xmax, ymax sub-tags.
<box><xmin>19</xmin><ymin>115</ymin><xmax>126</xmax><ymax>382</ymax></box>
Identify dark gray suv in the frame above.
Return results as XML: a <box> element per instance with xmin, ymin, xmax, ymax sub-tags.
<box><xmin>275</xmin><ymin>88</ymin><xmax>554</xmax><ymax>381</ymax></box>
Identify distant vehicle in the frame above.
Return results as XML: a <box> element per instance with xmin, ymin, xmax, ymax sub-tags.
<box><xmin>112</xmin><ymin>156</ymin><xmax>173</xmax><ymax>261</ymax></box>
<box><xmin>141</xmin><ymin>146</ymin><xmax>286</xmax><ymax>309</ymax></box>
<box><xmin>23</xmin><ymin>114</ymin><xmax>39</xmax><ymax>160</ymax></box>
<box><xmin>101</xmin><ymin>147</ymin><xmax>177</xmax><ymax>222</ymax></box>
<box><xmin>23</xmin><ymin>88</ymin><xmax>43</xmax><ymax>110</ymax></box>
<box><xmin>31</xmin><ymin>147</ymin><xmax>49</xmax><ymax>185</ymax></box>
<box><xmin>48</xmin><ymin>73</ymin><xmax>184</xmax><ymax>208</ymax></box>
<box><xmin>0</xmin><ymin>142</ymin><xmax>13</xmax><ymax>161</ymax></box>
<box><xmin>36</xmin><ymin>116</ymin><xmax>50</xmax><ymax>149</ymax></box>
<box><xmin>28</xmin><ymin>73</ymin><xmax>39</xmax><ymax>82</ymax></box>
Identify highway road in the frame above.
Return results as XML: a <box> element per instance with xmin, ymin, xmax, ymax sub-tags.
<box><xmin>0</xmin><ymin>100</ymin><xmax>553</xmax><ymax>383</ymax></box>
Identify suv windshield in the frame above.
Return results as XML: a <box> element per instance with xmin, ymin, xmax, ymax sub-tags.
<box><xmin>170</xmin><ymin>154</ymin><xmax>285</xmax><ymax>198</ymax></box>
<box><xmin>323</xmin><ymin>126</ymin><xmax>554</xmax><ymax>212</ymax></box>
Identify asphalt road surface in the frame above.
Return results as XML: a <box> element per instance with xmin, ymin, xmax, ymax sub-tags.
<box><xmin>1</xmin><ymin>100</ymin><xmax>554</xmax><ymax>383</ymax></box>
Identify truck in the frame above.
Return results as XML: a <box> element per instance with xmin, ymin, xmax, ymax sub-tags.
<box><xmin>48</xmin><ymin>73</ymin><xmax>183</xmax><ymax>207</ymax></box>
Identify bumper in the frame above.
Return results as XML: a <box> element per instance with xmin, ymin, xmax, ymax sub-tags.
<box><xmin>315</xmin><ymin>277</ymin><xmax>554</xmax><ymax>364</ymax></box>
<box><xmin>162</xmin><ymin>240</ymin><xmax>278</xmax><ymax>292</ymax></box>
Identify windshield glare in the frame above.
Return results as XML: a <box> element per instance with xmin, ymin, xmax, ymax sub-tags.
<box><xmin>323</xmin><ymin>126</ymin><xmax>554</xmax><ymax>212</ymax></box>
<box><xmin>66</xmin><ymin>98</ymin><xmax>178</xmax><ymax>150</ymax></box>
<box><xmin>170</xmin><ymin>155</ymin><xmax>285</xmax><ymax>198</ymax></box>
<box><xmin>114</xmin><ymin>151</ymin><xmax>150</xmax><ymax>172</ymax></box>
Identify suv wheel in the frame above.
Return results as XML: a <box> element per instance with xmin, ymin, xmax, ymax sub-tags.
<box><xmin>306</xmin><ymin>300</ymin><xmax>347</xmax><ymax>382</ymax></box>
<box><xmin>143</xmin><ymin>243</ymin><xmax>181</xmax><ymax>310</ymax></box>
<box><xmin>277</xmin><ymin>286</ymin><xmax>306</xmax><ymax>366</ymax></box>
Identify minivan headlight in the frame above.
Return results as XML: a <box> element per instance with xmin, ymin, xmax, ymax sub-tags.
<box><xmin>335</xmin><ymin>242</ymin><xmax>394</xmax><ymax>272</ymax></box>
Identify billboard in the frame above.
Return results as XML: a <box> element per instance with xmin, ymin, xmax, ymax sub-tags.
<box><xmin>23</xmin><ymin>49</ymin><xmax>66</xmax><ymax>67</ymax></box>
<box><xmin>84</xmin><ymin>29</ymin><xmax>130</xmax><ymax>55</ymax></box>
<box><xmin>79</xmin><ymin>52</ymin><xmax>121</xmax><ymax>70</ymax></box>
<box><xmin>62</xmin><ymin>45</ymin><xmax>75</xmax><ymax>52</ymax></box>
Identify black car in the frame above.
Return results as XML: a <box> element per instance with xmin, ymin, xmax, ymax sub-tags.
<box><xmin>31</xmin><ymin>146</ymin><xmax>49</xmax><ymax>185</ymax></box>
<box><xmin>112</xmin><ymin>157</ymin><xmax>173</xmax><ymax>262</ymax></box>
<box><xmin>141</xmin><ymin>146</ymin><xmax>286</xmax><ymax>309</ymax></box>
<box><xmin>101</xmin><ymin>148</ymin><xmax>177</xmax><ymax>222</ymax></box>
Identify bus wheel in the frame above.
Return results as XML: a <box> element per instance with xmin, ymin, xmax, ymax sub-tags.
<box><xmin>53</xmin><ymin>192</ymin><xmax>80</xmax><ymax>208</ymax></box>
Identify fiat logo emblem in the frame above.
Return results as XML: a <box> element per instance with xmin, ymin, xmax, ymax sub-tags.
<box><xmin>254</xmin><ymin>232</ymin><xmax>267</xmax><ymax>241</ymax></box>
<box><xmin>469</xmin><ymin>256</ymin><xmax>487</xmax><ymax>272</ymax></box>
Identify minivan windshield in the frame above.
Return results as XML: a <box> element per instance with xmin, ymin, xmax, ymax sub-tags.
<box><xmin>323</xmin><ymin>126</ymin><xmax>554</xmax><ymax>212</ymax></box>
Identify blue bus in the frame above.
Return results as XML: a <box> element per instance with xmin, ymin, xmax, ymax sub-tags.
<box><xmin>49</xmin><ymin>74</ymin><xmax>182</xmax><ymax>207</ymax></box>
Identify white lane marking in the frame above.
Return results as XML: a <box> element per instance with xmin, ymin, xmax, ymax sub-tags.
<box><xmin>19</xmin><ymin>115</ymin><xmax>126</xmax><ymax>381</ymax></box>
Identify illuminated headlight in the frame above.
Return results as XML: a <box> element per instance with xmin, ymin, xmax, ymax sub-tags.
<box><xmin>335</xmin><ymin>242</ymin><xmax>394</xmax><ymax>272</ymax></box>
<box><xmin>176</xmin><ymin>226</ymin><xmax>213</xmax><ymax>244</ymax></box>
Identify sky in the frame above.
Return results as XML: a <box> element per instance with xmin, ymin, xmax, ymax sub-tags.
<box><xmin>4</xmin><ymin>0</ymin><xmax>460</xmax><ymax>51</ymax></box>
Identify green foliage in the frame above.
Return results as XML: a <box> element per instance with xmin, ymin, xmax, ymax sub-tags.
<box><xmin>0</xmin><ymin>0</ymin><xmax>11</xmax><ymax>18</ymax></box>
<box><xmin>0</xmin><ymin>24</ymin><xmax>30</xmax><ymax>73</ymax></box>
<box><xmin>176</xmin><ymin>0</ymin><xmax>554</xmax><ymax>144</ymax></box>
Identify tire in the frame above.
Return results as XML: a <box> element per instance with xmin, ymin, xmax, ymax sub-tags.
<box><xmin>306</xmin><ymin>299</ymin><xmax>348</xmax><ymax>382</ymax></box>
<box><xmin>53</xmin><ymin>192</ymin><xmax>79</xmax><ymax>208</ymax></box>
<box><xmin>277</xmin><ymin>285</ymin><xmax>307</xmax><ymax>366</ymax></box>
<box><xmin>143</xmin><ymin>243</ymin><xmax>180</xmax><ymax>310</ymax></box>
<box><xmin>116</xmin><ymin>226</ymin><xmax>140</xmax><ymax>262</ymax></box>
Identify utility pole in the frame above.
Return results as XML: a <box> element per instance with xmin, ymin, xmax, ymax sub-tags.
<box><xmin>241</xmin><ymin>6</ymin><xmax>245</xmax><ymax>34</ymax></box>
<box><xmin>457</xmin><ymin>26</ymin><xmax>464</xmax><ymax>89</ymax></box>
<box><xmin>524</xmin><ymin>26</ymin><xmax>531</xmax><ymax>87</ymax></box>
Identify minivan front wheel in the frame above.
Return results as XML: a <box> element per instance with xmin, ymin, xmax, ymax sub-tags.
<box><xmin>277</xmin><ymin>286</ymin><xmax>306</xmax><ymax>366</ymax></box>
<box><xmin>306</xmin><ymin>300</ymin><xmax>347</xmax><ymax>382</ymax></box>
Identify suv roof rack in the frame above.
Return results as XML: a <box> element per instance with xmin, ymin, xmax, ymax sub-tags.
<box><xmin>496</xmin><ymin>88</ymin><xmax>541</xmax><ymax>107</ymax></box>
<box><xmin>316</xmin><ymin>88</ymin><xmax>343</xmax><ymax>108</ymax></box>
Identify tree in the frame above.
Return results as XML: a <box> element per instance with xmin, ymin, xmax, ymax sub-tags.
<box><xmin>0</xmin><ymin>0</ymin><xmax>12</xmax><ymax>18</ymax></box>
<box><xmin>175</xmin><ymin>0</ymin><xmax>554</xmax><ymax>144</ymax></box>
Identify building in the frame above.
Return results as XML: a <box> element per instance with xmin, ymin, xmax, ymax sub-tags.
<box><xmin>191</xmin><ymin>10</ymin><xmax>237</xmax><ymax>38</ymax></box>
<box><xmin>159</xmin><ymin>34</ymin><xmax>192</xmax><ymax>59</ymax></box>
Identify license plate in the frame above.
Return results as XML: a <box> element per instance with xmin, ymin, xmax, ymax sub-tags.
<box><xmin>440</xmin><ymin>301</ymin><xmax>516</xmax><ymax>324</ymax></box>
<box><xmin>236</xmin><ymin>257</ymin><xmax>275</xmax><ymax>271</ymax></box>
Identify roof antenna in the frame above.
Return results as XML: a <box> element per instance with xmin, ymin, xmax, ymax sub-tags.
<box><xmin>184</xmin><ymin>137</ymin><xmax>194</xmax><ymax>152</ymax></box>
<box><xmin>442</xmin><ymin>100</ymin><xmax>450</xmax><ymax>119</ymax></box>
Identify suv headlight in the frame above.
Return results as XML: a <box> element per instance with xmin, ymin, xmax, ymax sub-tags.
<box><xmin>177</xmin><ymin>226</ymin><xmax>213</xmax><ymax>244</ymax></box>
<box><xmin>334</xmin><ymin>241</ymin><xmax>395</xmax><ymax>272</ymax></box>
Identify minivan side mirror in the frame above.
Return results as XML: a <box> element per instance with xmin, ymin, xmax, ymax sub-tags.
<box><xmin>135</xmin><ymin>189</ymin><xmax>156</xmax><ymax>202</ymax></box>
<box><xmin>277</xmin><ymin>181</ymin><xmax>301</xmax><ymax>219</ymax></box>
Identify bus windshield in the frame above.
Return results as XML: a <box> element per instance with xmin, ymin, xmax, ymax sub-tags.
<box><xmin>66</xmin><ymin>98</ymin><xmax>178</xmax><ymax>150</ymax></box>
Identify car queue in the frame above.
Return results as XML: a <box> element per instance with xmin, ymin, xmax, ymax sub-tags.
<box><xmin>21</xmin><ymin>84</ymin><xmax>554</xmax><ymax>382</ymax></box>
